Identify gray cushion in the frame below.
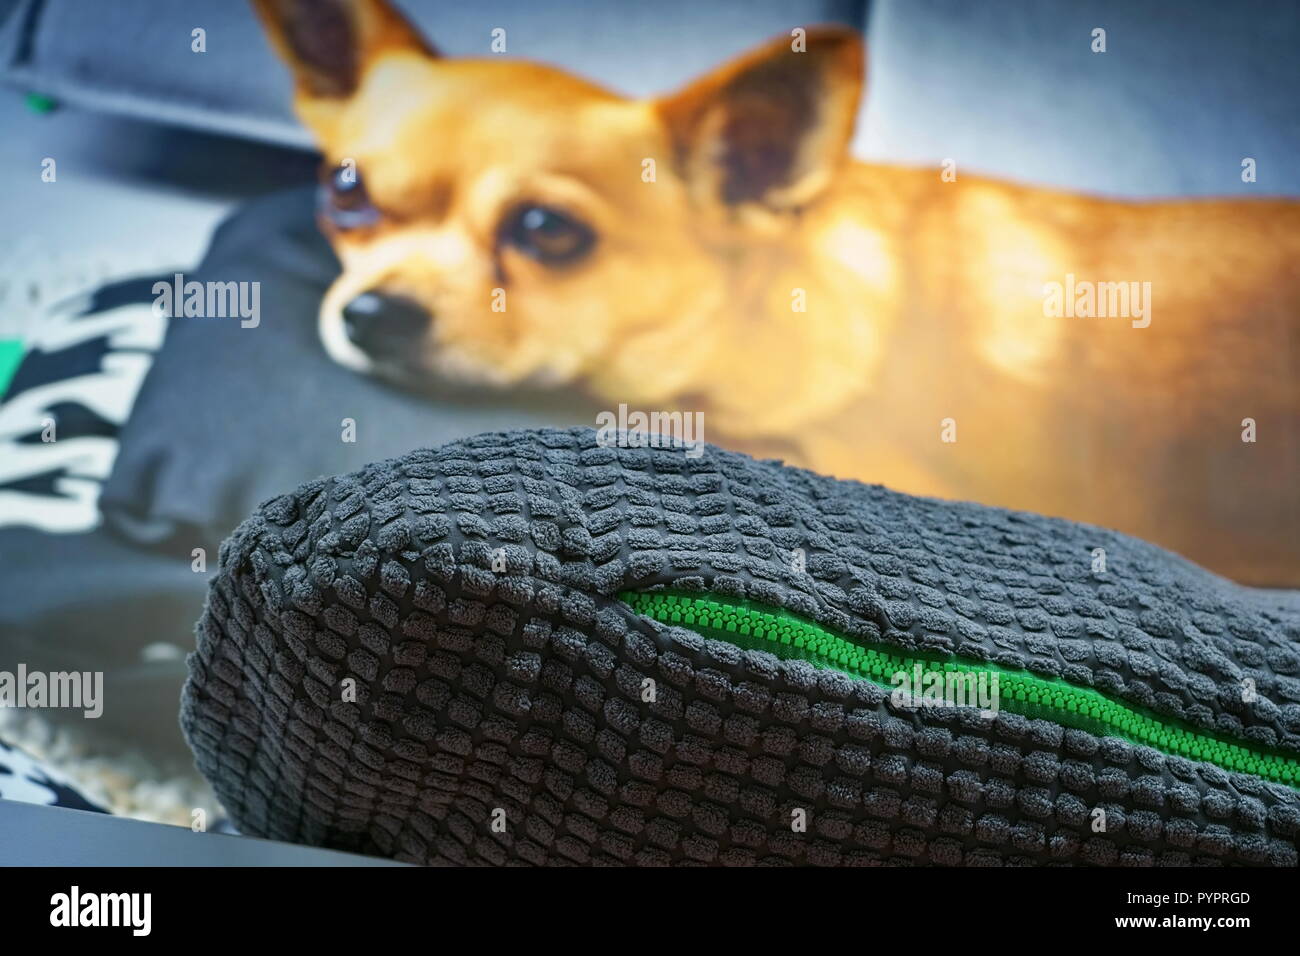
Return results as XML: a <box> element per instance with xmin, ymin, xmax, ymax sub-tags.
<box><xmin>859</xmin><ymin>0</ymin><xmax>1300</xmax><ymax>196</ymax></box>
<box><xmin>182</xmin><ymin>427</ymin><xmax>1300</xmax><ymax>866</ymax></box>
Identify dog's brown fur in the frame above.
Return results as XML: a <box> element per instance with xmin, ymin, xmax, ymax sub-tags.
<box><xmin>254</xmin><ymin>0</ymin><xmax>1300</xmax><ymax>585</ymax></box>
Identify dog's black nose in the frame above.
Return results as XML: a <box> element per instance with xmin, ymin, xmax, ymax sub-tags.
<box><xmin>341</xmin><ymin>291</ymin><xmax>430</xmax><ymax>357</ymax></box>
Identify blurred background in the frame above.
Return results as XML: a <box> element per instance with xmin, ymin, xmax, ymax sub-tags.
<box><xmin>1</xmin><ymin>0</ymin><xmax>1297</xmax><ymax>824</ymax></box>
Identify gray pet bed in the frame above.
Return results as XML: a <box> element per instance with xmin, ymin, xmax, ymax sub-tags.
<box><xmin>181</xmin><ymin>428</ymin><xmax>1300</xmax><ymax>866</ymax></box>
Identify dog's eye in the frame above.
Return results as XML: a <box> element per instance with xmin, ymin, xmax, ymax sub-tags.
<box><xmin>320</xmin><ymin>163</ymin><xmax>379</xmax><ymax>228</ymax></box>
<box><xmin>501</xmin><ymin>205</ymin><xmax>595</xmax><ymax>265</ymax></box>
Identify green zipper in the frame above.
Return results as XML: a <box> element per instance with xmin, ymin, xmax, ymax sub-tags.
<box><xmin>619</xmin><ymin>589</ymin><xmax>1300</xmax><ymax>788</ymax></box>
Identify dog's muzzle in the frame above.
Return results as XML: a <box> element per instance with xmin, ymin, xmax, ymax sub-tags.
<box><xmin>342</xmin><ymin>290</ymin><xmax>431</xmax><ymax>360</ymax></box>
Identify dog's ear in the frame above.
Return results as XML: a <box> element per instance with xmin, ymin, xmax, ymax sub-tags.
<box><xmin>656</xmin><ymin>27</ymin><xmax>863</xmax><ymax>210</ymax></box>
<box><xmin>252</xmin><ymin>0</ymin><xmax>435</xmax><ymax>131</ymax></box>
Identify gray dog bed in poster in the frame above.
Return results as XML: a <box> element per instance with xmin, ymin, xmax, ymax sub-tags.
<box><xmin>181</xmin><ymin>428</ymin><xmax>1300</xmax><ymax>866</ymax></box>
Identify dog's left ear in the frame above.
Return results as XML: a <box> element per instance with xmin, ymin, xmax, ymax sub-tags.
<box><xmin>656</xmin><ymin>27</ymin><xmax>863</xmax><ymax>211</ymax></box>
<box><xmin>252</xmin><ymin>0</ymin><xmax>436</xmax><ymax>139</ymax></box>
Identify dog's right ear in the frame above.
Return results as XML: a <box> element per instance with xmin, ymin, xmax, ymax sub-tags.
<box><xmin>252</xmin><ymin>0</ymin><xmax>435</xmax><ymax>136</ymax></box>
<box><xmin>656</xmin><ymin>27</ymin><xmax>863</xmax><ymax>213</ymax></box>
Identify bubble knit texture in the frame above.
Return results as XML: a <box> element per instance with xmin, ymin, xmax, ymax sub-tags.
<box><xmin>181</xmin><ymin>428</ymin><xmax>1300</xmax><ymax>865</ymax></box>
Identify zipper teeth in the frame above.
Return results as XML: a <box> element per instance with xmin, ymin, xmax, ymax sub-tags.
<box><xmin>619</xmin><ymin>590</ymin><xmax>1300</xmax><ymax>789</ymax></box>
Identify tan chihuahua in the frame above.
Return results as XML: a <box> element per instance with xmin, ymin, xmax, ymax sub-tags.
<box><xmin>254</xmin><ymin>0</ymin><xmax>1300</xmax><ymax>585</ymax></box>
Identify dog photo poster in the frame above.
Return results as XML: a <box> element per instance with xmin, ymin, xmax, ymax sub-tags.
<box><xmin>0</xmin><ymin>0</ymin><xmax>1296</xmax><ymax>895</ymax></box>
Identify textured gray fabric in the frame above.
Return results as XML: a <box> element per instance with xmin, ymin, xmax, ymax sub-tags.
<box><xmin>182</xmin><ymin>428</ymin><xmax>1300</xmax><ymax>865</ymax></box>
